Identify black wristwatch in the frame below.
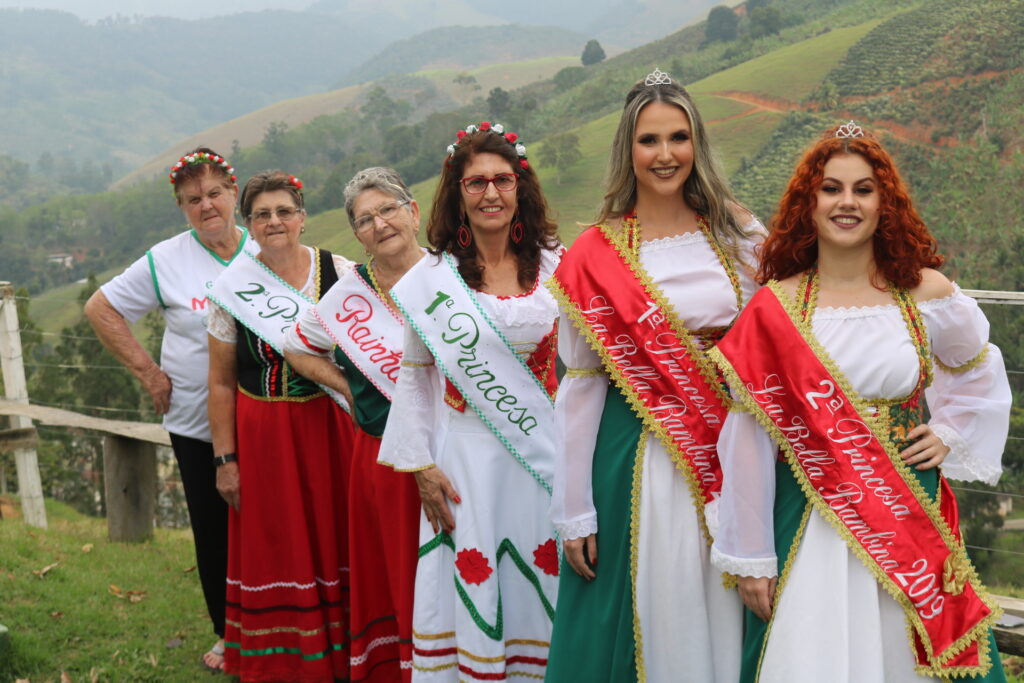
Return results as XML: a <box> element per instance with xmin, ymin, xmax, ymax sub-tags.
<box><xmin>213</xmin><ymin>453</ymin><xmax>238</xmax><ymax>467</ymax></box>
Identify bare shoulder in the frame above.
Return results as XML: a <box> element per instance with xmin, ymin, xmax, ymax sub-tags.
<box><xmin>910</xmin><ymin>268</ymin><xmax>955</xmax><ymax>303</ymax></box>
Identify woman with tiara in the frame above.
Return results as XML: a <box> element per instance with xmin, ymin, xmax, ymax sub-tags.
<box><xmin>545</xmin><ymin>68</ymin><xmax>764</xmax><ymax>682</ymax></box>
<box><xmin>709</xmin><ymin>122</ymin><xmax>1010</xmax><ymax>682</ymax></box>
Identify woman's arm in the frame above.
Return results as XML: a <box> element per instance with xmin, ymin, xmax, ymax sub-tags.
<box><xmin>283</xmin><ymin>349</ymin><xmax>355</xmax><ymax>412</ymax></box>
<box><xmin>85</xmin><ymin>290</ymin><xmax>172</xmax><ymax>414</ymax></box>
<box><xmin>208</xmin><ymin>334</ymin><xmax>240</xmax><ymax>510</ymax></box>
<box><xmin>551</xmin><ymin>314</ymin><xmax>607</xmax><ymax>580</ymax></box>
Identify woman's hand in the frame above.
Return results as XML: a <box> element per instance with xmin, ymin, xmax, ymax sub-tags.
<box><xmin>564</xmin><ymin>534</ymin><xmax>598</xmax><ymax>581</ymax></box>
<box><xmin>738</xmin><ymin>575</ymin><xmax>778</xmax><ymax>622</ymax></box>
<box><xmin>216</xmin><ymin>462</ymin><xmax>241</xmax><ymax>511</ymax></box>
<box><xmin>414</xmin><ymin>466</ymin><xmax>460</xmax><ymax>534</ymax></box>
<box><xmin>141</xmin><ymin>364</ymin><xmax>172</xmax><ymax>415</ymax></box>
<box><xmin>900</xmin><ymin>424</ymin><xmax>950</xmax><ymax>470</ymax></box>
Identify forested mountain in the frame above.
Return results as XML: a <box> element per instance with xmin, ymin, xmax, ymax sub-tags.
<box><xmin>336</xmin><ymin>25</ymin><xmax>591</xmax><ymax>87</ymax></box>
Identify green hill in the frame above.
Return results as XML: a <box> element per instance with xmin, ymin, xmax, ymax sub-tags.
<box><xmin>338</xmin><ymin>24</ymin><xmax>590</xmax><ymax>87</ymax></box>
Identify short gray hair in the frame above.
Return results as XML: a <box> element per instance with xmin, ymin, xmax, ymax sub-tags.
<box><xmin>343</xmin><ymin>167</ymin><xmax>414</xmax><ymax>228</ymax></box>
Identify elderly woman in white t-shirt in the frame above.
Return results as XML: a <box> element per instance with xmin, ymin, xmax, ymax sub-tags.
<box><xmin>84</xmin><ymin>147</ymin><xmax>254</xmax><ymax>672</ymax></box>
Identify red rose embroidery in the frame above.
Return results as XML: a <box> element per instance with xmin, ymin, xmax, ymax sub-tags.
<box><xmin>533</xmin><ymin>539</ymin><xmax>559</xmax><ymax>576</ymax></box>
<box><xmin>456</xmin><ymin>548</ymin><xmax>493</xmax><ymax>585</ymax></box>
<box><xmin>504</xmin><ymin>132</ymin><xmax>518</xmax><ymax>144</ymax></box>
<box><xmin>479</xmin><ymin>121</ymin><xmax>492</xmax><ymax>131</ymax></box>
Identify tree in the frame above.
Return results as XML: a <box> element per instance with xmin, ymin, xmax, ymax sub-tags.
<box><xmin>537</xmin><ymin>132</ymin><xmax>582</xmax><ymax>185</ymax></box>
<box><xmin>749</xmin><ymin>6</ymin><xmax>783</xmax><ymax>38</ymax></box>
<box><xmin>553</xmin><ymin>66</ymin><xmax>587</xmax><ymax>93</ymax></box>
<box><xmin>581</xmin><ymin>39</ymin><xmax>606</xmax><ymax>66</ymax></box>
<box><xmin>487</xmin><ymin>87</ymin><xmax>512</xmax><ymax>120</ymax></box>
<box><xmin>706</xmin><ymin>5</ymin><xmax>739</xmax><ymax>43</ymax></box>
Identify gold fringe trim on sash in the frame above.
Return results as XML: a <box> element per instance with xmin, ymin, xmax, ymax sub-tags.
<box><xmin>754</xmin><ymin>504</ymin><xmax>812</xmax><ymax>682</ymax></box>
<box><xmin>546</xmin><ymin>222</ymin><xmax>734</xmax><ymax>546</ymax></box>
<box><xmin>708</xmin><ymin>281</ymin><xmax>1000</xmax><ymax>677</ymax></box>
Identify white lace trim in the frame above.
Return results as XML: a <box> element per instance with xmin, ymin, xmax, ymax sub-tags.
<box><xmin>710</xmin><ymin>546</ymin><xmax>777</xmax><ymax>578</ymax></box>
<box><xmin>350</xmin><ymin>636</ymin><xmax>401</xmax><ymax>666</ymax></box>
<box><xmin>813</xmin><ymin>284</ymin><xmax>964</xmax><ymax>320</ymax></box>
<box><xmin>932</xmin><ymin>422</ymin><xmax>1001</xmax><ymax>485</ymax></box>
<box><xmin>477</xmin><ymin>286</ymin><xmax>559</xmax><ymax>329</ymax></box>
<box><xmin>554</xmin><ymin>514</ymin><xmax>597</xmax><ymax>541</ymax></box>
<box><xmin>206</xmin><ymin>303</ymin><xmax>237</xmax><ymax>342</ymax></box>
<box><xmin>638</xmin><ymin>229</ymin><xmax>707</xmax><ymax>252</ymax></box>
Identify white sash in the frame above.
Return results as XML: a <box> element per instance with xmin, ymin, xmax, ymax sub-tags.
<box><xmin>311</xmin><ymin>263</ymin><xmax>404</xmax><ymax>402</ymax></box>
<box><xmin>391</xmin><ymin>253</ymin><xmax>555</xmax><ymax>493</ymax></box>
<box><xmin>207</xmin><ymin>250</ymin><xmax>350</xmax><ymax>412</ymax></box>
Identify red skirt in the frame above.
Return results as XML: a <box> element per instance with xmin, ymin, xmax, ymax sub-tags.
<box><xmin>348</xmin><ymin>427</ymin><xmax>422</xmax><ymax>682</ymax></box>
<box><xmin>224</xmin><ymin>391</ymin><xmax>355</xmax><ymax>682</ymax></box>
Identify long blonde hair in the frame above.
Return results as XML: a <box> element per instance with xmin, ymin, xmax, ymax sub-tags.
<box><xmin>599</xmin><ymin>78</ymin><xmax>751</xmax><ymax>257</ymax></box>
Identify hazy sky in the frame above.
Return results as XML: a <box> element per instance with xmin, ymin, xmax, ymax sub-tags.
<box><xmin>0</xmin><ymin>0</ymin><xmax>316</xmax><ymax>21</ymax></box>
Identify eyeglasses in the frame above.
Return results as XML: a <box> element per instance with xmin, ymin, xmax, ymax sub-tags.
<box><xmin>353</xmin><ymin>201</ymin><xmax>409</xmax><ymax>232</ymax></box>
<box><xmin>460</xmin><ymin>173</ymin><xmax>518</xmax><ymax>195</ymax></box>
<box><xmin>250</xmin><ymin>206</ymin><xmax>302</xmax><ymax>224</ymax></box>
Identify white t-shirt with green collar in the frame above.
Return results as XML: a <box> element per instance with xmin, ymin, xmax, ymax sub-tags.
<box><xmin>102</xmin><ymin>226</ymin><xmax>257</xmax><ymax>441</ymax></box>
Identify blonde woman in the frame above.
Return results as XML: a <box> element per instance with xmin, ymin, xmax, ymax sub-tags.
<box><xmin>545</xmin><ymin>69</ymin><xmax>763</xmax><ymax>682</ymax></box>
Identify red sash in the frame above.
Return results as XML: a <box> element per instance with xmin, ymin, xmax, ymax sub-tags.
<box><xmin>548</xmin><ymin>224</ymin><xmax>729</xmax><ymax>534</ymax></box>
<box><xmin>711</xmin><ymin>284</ymin><xmax>998</xmax><ymax>677</ymax></box>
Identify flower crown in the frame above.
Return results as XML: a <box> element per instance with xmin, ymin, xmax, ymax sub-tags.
<box><xmin>287</xmin><ymin>175</ymin><xmax>304</xmax><ymax>192</ymax></box>
<box><xmin>169</xmin><ymin>152</ymin><xmax>237</xmax><ymax>185</ymax></box>
<box><xmin>446</xmin><ymin>121</ymin><xmax>529</xmax><ymax>170</ymax></box>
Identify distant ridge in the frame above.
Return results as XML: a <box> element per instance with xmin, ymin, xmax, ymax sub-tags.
<box><xmin>337</xmin><ymin>24</ymin><xmax>590</xmax><ymax>87</ymax></box>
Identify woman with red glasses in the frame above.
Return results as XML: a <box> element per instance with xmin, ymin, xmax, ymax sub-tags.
<box><xmin>379</xmin><ymin>122</ymin><xmax>563</xmax><ymax>681</ymax></box>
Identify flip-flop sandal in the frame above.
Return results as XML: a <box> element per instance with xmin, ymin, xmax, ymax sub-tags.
<box><xmin>201</xmin><ymin>640</ymin><xmax>226</xmax><ymax>673</ymax></box>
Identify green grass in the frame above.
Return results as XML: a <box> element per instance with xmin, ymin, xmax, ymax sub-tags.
<box><xmin>0</xmin><ymin>498</ymin><xmax>213</xmax><ymax>681</ymax></box>
<box><xmin>689</xmin><ymin>18</ymin><xmax>886</xmax><ymax>102</ymax></box>
<box><xmin>693</xmin><ymin>94</ymin><xmax>757</xmax><ymax>123</ymax></box>
<box><xmin>707</xmin><ymin>110</ymin><xmax>785</xmax><ymax>176</ymax></box>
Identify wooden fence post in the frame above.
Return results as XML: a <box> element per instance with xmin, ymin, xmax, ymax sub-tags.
<box><xmin>102</xmin><ymin>435</ymin><xmax>156</xmax><ymax>542</ymax></box>
<box><xmin>0</xmin><ymin>281</ymin><xmax>47</xmax><ymax>529</ymax></box>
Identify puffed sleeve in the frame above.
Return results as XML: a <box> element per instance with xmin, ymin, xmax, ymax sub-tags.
<box><xmin>921</xmin><ymin>286</ymin><xmax>1011</xmax><ymax>485</ymax></box>
<box><xmin>283</xmin><ymin>304</ymin><xmax>334</xmax><ymax>358</ymax></box>
<box><xmin>710</xmin><ymin>408</ymin><xmax>780</xmax><ymax>578</ymax></box>
<box><xmin>549</xmin><ymin>313</ymin><xmax>607</xmax><ymax>540</ymax></box>
<box><xmin>377</xmin><ymin>322</ymin><xmax>442</xmax><ymax>472</ymax></box>
<box><xmin>206</xmin><ymin>302</ymin><xmax>238</xmax><ymax>343</ymax></box>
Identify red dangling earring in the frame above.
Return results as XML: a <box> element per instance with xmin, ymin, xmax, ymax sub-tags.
<box><xmin>457</xmin><ymin>219</ymin><xmax>473</xmax><ymax>248</ymax></box>
<box><xmin>510</xmin><ymin>219</ymin><xmax>524</xmax><ymax>245</ymax></box>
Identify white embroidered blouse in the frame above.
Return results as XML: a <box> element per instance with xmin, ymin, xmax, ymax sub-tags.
<box><xmin>709</xmin><ymin>285</ymin><xmax>1012</xmax><ymax>578</ymax></box>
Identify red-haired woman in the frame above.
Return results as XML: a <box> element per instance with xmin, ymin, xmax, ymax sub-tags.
<box><xmin>378</xmin><ymin>122</ymin><xmax>562</xmax><ymax>681</ymax></box>
<box><xmin>709</xmin><ymin>122</ymin><xmax>1011</xmax><ymax>681</ymax></box>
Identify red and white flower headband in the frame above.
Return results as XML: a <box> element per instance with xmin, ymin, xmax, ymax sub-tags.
<box><xmin>169</xmin><ymin>152</ymin><xmax>237</xmax><ymax>185</ymax></box>
<box><xmin>446</xmin><ymin>121</ymin><xmax>529</xmax><ymax>170</ymax></box>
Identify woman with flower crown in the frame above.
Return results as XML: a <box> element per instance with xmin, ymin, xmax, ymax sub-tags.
<box><xmin>378</xmin><ymin>122</ymin><xmax>563</xmax><ymax>681</ymax></box>
<box><xmin>545</xmin><ymin>69</ymin><xmax>762</xmax><ymax>682</ymax></box>
<box><xmin>85</xmin><ymin>147</ymin><xmax>254</xmax><ymax>672</ymax></box>
<box><xmin>207</xmin><ymin>170</ymin><xmax>356</xmax><ymax>681</ymax></box>
<box><xmin>708</xmin><ymin>123</ymin><xmax>1010</xmax><ymax>681</ymax></box>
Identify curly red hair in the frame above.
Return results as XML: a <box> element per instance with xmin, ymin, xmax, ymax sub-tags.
<box><xmin>757</xmin><ymin>125</ymin><xmax>943</xmax><ymax>289</ymax></box>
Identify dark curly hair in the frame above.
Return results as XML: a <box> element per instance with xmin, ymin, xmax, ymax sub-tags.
<box><xmin>758</xmin><ymin>125</ymin><xmax>943</xmax><ymax>289</ymax></box>
<box><xmin>239</xmin><ymin>170</ymin><xmax>305</xmax><ymax>221</ymax></box>
<box><xmin>427</xmin><ymin>128</ymin><xmax>559</xmax><ymax>290</ymax></box>
<box><xmin>171</xmin><ymin>146</ymin><xmax>236</xmax><ymax>202</ymax></box>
